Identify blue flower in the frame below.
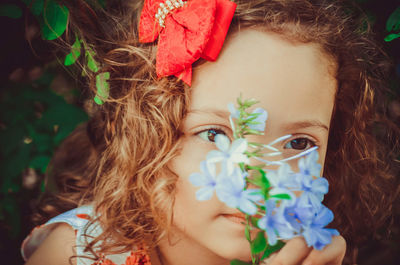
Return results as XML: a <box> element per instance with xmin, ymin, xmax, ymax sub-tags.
<box><xmin>295</xmin><ymin>174</ymin><xmax>329</xmax><ymax>209</ymax></box>
<box><xmin>206</xmin><ymin>135</ymin><xmax>249</xmax><ymax>175</ymax></box>
<box><xmin>278</xmin><ymin>198</ymin><xmax>315</xmax><ymax>234</ymax></box>
<box><xmin>295</xmin><ymin>151</ymin><xmax>328</xmax><ymax>208</ymax></box>
<box><xmin>267</xmin><ymin>163</ymin><xmax>298</xmax><ymax>202</ymax></box>
<box><xmin>301</xmin><ymin>205</ymin><xmax>339</xmax><ymax>250</ymax></box>
<box><xmin>248</xmin><ymin>107</ymin><xmax>268</xmax><ymax>132</ymax></box>
<box><xmin>258</xmin><ymin>200</ymin><xmax>295</xmax><ymax>245</ymax></box>
<box><xmin>189</xmin><ymin>161</ymin><xmax>218</xmax><ymax>201</ymax></box>
<box><xmin>298</xmin><ymin>150</ymin><xmax>321</xmax><ymax>178</ymax></box>
<box><xmin>216</xmin><ymin>168</ymin><xmax>262</xmax><ymax>215</ymax></box>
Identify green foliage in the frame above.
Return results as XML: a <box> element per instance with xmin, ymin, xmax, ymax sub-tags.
<box><xmin>86</xmin><ymin>47</ymin><xmax>100</xmax><ymax>73</ymax></box>
<box><xmin>21</xmin><ymin>0</ymin><xmax>69</xmax><ymax>40</ymax></box>
<box><xmin>270</xmin><ymin>193</ymin><xmax>291</xmax><ymax>200</ymax></box>
<box><xmin>386</xmin><ymin>7</ymin><xmax>400</xmax><ymax>32</ymax></box>
<box><xmin>251</xmin><ymin>231</ymin><xmax>267</xmax><ymax>254</ymax></box>
<box><xmin>22</xmin><ymin>0</ymin><xmax>44</xmax><ymax>16</ymax></box>
<box><xmin>261</xmin><ymin>240</ymin><xmax>285</xmax><ymax>260</ymax></box>
<box><xmin>0</xmin><ymin>4</ymin><xmax>22</xmax><ymax>19</ymax></box>
<box><xmin>94</xmin><ymin>71</ymin><xmax>110</xmax><ymax>105</ymax></box>
<box><xmin>40</xmin><ymin>0</ymin><xmax>69</xmax><ymax>40</ymax></box>
<box><xmin>64</xmin><ymin>36</ymin><xmax>82</xmax><ymax>66</ymax></box>
<box><xmin>385</xmin><ymin>6</ymin><xmax>400</xmax><ymax>42</ymax></box>
<box><xmin>385</xmin><ymin>33</ymin><xmax>400</xmax><ymax>42</ymax></box>
<box><xmin>0</xmin><ymin>71</ymin><xmax>88</xmax><ymax>241</ymax></box>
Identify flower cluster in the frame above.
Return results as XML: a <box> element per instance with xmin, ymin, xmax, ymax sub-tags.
<box><xmin>189</xmin><ymin>97</ymin><xmax>339</xmax><ymax>264</ymax></box>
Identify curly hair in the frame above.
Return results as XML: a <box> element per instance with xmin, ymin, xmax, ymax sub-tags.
<box><xmin>35</xmin><ymin>0</ymin><xmax>399</xmax><ymax>263</ymax></box>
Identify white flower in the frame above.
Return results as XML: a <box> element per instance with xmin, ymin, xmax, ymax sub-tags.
<box><xmin>206</xmin><ymin>135</ymin><xmax>249</xmax><ymax>175</ymax></box>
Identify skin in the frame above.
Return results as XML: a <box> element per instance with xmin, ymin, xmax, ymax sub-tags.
<box><xmin>24</xmin><ymin>29</ymin><xmax>346</xmax><ymax>265</ymax></box>
<box><xmin>158</xmin><ymin>29</ymin><xmax>345</xmax><ymax>265</ymax></box>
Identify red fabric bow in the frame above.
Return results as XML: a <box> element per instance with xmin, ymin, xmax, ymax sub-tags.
<box><xmin>139</xmin><ymin>0</ymin><xmax>237</xmax><ymax>86</ymax></box>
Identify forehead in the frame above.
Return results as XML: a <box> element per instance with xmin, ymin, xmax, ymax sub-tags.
<box><xmin>190</xmin><ymin>29</ymin><xmax>337</xmax><ymax>130</ymax></box>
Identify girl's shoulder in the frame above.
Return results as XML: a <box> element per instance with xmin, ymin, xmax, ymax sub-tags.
<box><xmin>22</xmin><ymin>205</ymin><xmax>152</xmax><ymax>265</ymax></box>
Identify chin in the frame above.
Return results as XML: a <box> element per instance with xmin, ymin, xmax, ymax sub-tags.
<box><xmin>215</xmin><ymin>238</ymin><xmax>252</xmax><ymax>262</ymax></box>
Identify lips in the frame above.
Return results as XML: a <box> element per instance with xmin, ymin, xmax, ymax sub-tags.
<box><xmin>221</xmin><ymin>213</ymin><xmax>247</xmax><ymax>224</ymax></box>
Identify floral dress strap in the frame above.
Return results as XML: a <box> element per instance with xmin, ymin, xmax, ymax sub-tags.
<box><xmin>21</xmin><ymin>205</ymin><xmax>152</xmax><ymax>265</ymax></box>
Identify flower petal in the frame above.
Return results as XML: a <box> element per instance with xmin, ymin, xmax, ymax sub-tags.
<box><xmin>189</xmin><ymin>172</ymin><xmax>208</xmax><ymax>186</ymax></box>
<box><xmin>230</xmin><ymin>138</ymin><xmax>248</xmax><ymax>153</ymax></box>
<box><xmin>206</xmin><ymin>150</ymin><xmax>225</xmax><ymax>163</ymax></box>
<box><xmin>313</xmin><ymin>206</ymin><xmax>334</xmax><ymax>227</ymax></box>
<box><xmin>239</xmin><ymin>199</ymin><xmax>257</xmax><ymax>215</ymax></box>
<box><xmin>311</xmin><ymin>178</ymin><xmax>329</xmax><ymax>195</ymax></box>
<box><xmin>230</xmin><ymin>153</ymin><xmax>249</xmax><ymax>164</ymax></box>
<box><xmin>228</xmin><ymin>103</ymin><xmax>239</xmax><ymax>118</ymax></box>
<box><xmin>201</xmin><ymin>160</ymin><xmax>216</xmax><ymax>177</ymax></box>
<box><xmin>196</xmin><ymin>187</ymin><xmax>215</xmax><ymax>201</ymax></box>
<box><xmin>215</xmin><ymin>134</ymin><xmax>230</xmax><ymax>152</ymax></box>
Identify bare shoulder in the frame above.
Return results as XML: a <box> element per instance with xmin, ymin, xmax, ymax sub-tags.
<box><xmin>25</xmin><ymin>223</ymin><xmax>77</xmax><ymax>265</ymax></box>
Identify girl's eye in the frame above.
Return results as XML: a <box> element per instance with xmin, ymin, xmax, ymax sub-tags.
<box><xmin>197</xmin><ymin>128</ymin><xmax>227</xmax><ymax>142</ymax></box>
<box><xmin>284</xmin><ymin>137</ymin><xmax>316</xmax><ymax>150</ymax></box>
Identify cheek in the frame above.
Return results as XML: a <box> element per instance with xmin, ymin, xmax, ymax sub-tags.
<box><xmin>168</xmin><ymin>140</ymin><xmax>222</xmax><ymax>228</ymax></box>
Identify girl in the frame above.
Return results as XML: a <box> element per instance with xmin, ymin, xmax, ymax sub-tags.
<box><xmin>22</xmin><ymin>0</ymin><xmax>399</xmax><ymax>265</ymax></box>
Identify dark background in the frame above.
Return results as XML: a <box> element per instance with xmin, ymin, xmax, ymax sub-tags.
<box><xmin>0</xmin><ymin>0</ymin><xmax>399</xmax><ymax>264</ymax></box>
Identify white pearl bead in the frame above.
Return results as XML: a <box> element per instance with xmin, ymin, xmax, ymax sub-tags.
<box><xmin>154</xmin><ymin>0</ymin><xmax>187</xmax><ymax>27</ymax></box>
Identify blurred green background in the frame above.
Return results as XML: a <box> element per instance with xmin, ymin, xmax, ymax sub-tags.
<box><xmin>0</xmin><ymin>0</ymin><xmax>399</xmax><ymax>264</ymax></box>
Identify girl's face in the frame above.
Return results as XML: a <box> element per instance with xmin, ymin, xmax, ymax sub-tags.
<box><xmin>162</xmin><ymin>30</ymin><xmax>337</xmax><ymax>264</ymax></box>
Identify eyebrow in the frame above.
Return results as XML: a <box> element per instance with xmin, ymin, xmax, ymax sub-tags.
<box><xmin>282</xmin><ymin>120</ymin><xmax>329</xmax><ymax>131</ymax></box>
<box><xmin>188</xmin><ymin>108</ymin><xmax>231</xmax><ymax>120</ymax></box>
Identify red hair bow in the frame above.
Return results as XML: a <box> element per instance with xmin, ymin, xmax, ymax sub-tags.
<box><xmin>139</xmin><ymin>0</ymin><xmax>237</xmax><ymax>86</ymax></box>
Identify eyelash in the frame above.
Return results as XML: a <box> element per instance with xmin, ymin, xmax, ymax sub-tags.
<box><xmin>195</xmin><ymin>126</ymin><xmax>230</xmax><ymax>143</ymax></box>
<box><xmin>283</xmin><ymin>135</ymin><xmax>317</xmax><ymax>151</ymax></box>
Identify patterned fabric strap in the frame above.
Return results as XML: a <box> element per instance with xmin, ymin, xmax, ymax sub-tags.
<box><xmin>21</xmin><ymin>205</ymin><xmax>149</xmax><ymax>265</ymax></box>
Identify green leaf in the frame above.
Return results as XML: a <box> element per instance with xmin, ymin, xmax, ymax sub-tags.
<box><xmin>86</xmin><ymin>48</ymin><xmax>99</xmax><ymax>72</ymax></box>
<box><xmin>244</xmin><ymin>129</ymin><xmax>264</xmax><ymax>135</ymax></box>
<box><xmin>40</xmin><ymin>0</ymin><xmax>69</xmax><ymax>40</ymax></box>
<box><xmin>0</xmin><ymin>144</ymin><xmax>31</xmax><ymax>188</ymax></box>
<box><xmin>251</xmin><ymin>231</ymin><xmax>267</xmax><ymax>254</ymax></box>
<box><xmin>94</xmin><ymin>72</ymin><xmax>110</xmax><ymax>105</ymax></box>
<box><xmin>0</xmin><ymin>4</ymin><xmax>22</xmax><ymax>19</ymax></box>
<box><xmin>37</xmin><ymin>103</ymin><xmax>88</xmax><ymax>145</ymax></box>
<box><xmin>261</xmin><ymin>240</ymin><xmax>285</xmax><ymax>260</ymax></box>
<box><xmin>0</xmin><ymin>124</ymin><xmax>27</xmax><ymax>156</ymax></box>
<box><xmin>270</xmin><ymin>193</ymin><xmax>291</xmax><ymax>200</ymax></box>
<box><xmin>64</xmin><ymin>36</ymin><xmax>82</xmax><ymax>66</ymax></box>
<box><xmin>26</xmin><ymin>123</ymin><xmax>53</xmax><ymax>152</ymax></box>
<box><xmin>245</xmin><ymin>223</ymin><xmax>251</xmax><ymax>241</ymax></box>
<box><xmin>40</xmin><ymin>180</ymin><xmax>46</xmax><ymax>192</ymax></box>
<box><xmin>386</xmin><ymin>6</ymin><xmax>400</xmax><ymax>32</ymax></box>
<box><xmin>384</xmin><ymin>33</ymin><xmax>400</xmax><ymax>42</ymax></box>
<box><xmin>0</xmin><ymin>174</ymin><xmax>22</xmax><ymax>194</ymax></box>
<box><xmin>250</xmin><ymin>216</ymin><xmax>260</xmax><ymax>228</ymax></box>
<box><xmin>29</xmin><ymin>155</ymin><xmax>51</xmax><ymax>173</ymax></box>
<box><xmin>21</xmin><ymin>0</ymin><xmax>44</xmax><ymax>16</ymax></box>
<box><xmin>230</xmin><ymin>260</ymin><xmax>252</xmax><ymax>265</ymax></box>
